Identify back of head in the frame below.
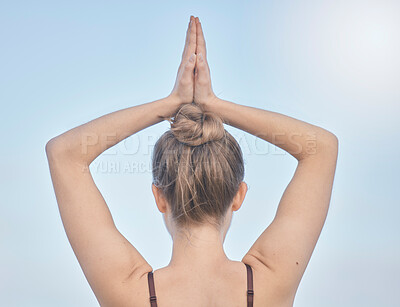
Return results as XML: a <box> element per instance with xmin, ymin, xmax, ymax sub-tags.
<box><xmin>152</xmin><ymin>103</ymin><xmax>244</xmax><ymax>230</ymax></box>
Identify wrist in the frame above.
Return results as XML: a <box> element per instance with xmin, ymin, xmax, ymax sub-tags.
<box><xmin>160</xmin><ymin>94</ymin><xmax>182</xmax><ymax>118</ymax></box>
<box><xmin>202</xmin><ymin>94</ymin><xmax>222</xmax><ymax>112</ymax></box>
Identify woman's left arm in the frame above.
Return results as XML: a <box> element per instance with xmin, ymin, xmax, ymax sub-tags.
<box><xmin>46</xmin><ymin>15</ymin><xmax>197</xmax><ymax>305</ymax></box>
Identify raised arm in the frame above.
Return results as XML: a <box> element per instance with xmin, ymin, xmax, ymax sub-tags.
<box><xmin>193</xmin><ymin>17</ymin><xmax>338</xmax><ymax>302</ymax></box>
<box><xmin>45</xmin><ymin>16</ymin><xmax>198</xmax><ymax>305</ymax></box>
<box><xmin>208</xmin><ymin>97</ymin><xmax>337</xmax><ymax>302</ymax></box>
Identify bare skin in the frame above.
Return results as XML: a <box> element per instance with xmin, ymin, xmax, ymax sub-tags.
<box><xmin>46</xmin><ymin>15</ymin><xmax>338</xmax><ymax>307</ymax></box>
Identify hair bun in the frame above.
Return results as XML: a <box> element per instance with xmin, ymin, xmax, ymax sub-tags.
<box><xmin>170</xmin><ymin>103</ymin><xmax>225</xmax><ymax>146</ymax></box>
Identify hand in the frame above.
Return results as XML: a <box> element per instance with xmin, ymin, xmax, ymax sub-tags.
<box><xmin>169</xmin><ymin>16</ymin><xmax>197</xmax><ymax>105</ymax></box>
<box><xmin>194</xmin><ymin>17</ymin><xmax>218</xmax><ymax>108</ymax></box>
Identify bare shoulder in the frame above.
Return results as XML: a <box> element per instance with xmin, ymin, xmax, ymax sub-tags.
<box><xmin>243</xmin><ymin>254</ymin><xmax>296</xmax><ymax>306</ymax></box>
<box><xmin>92</xmin><ymin>264</ymin><xmax>152</xmax><ymax>307</ymax></box>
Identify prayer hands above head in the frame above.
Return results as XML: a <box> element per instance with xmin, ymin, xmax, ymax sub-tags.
<box><xmin>169</xmin><ymin>16</ymin><xmax>217</xmax><ymax>109</ymax></box>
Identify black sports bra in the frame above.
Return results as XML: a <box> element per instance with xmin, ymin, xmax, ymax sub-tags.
<box><xmin>147</xmin><ymin>262</ymin><xmax>254</xmax><ymax>306</ymax></box>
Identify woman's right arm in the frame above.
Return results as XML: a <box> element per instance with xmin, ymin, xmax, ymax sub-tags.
<box><xmin>208</xmin><ymin>96</ymin><xmax>338</xmax><ymax>303</ymax></box>
<box><xmin>194</xmin><ymin>17</ymin><xmax>338</xmax><ymax>302</ymax></box>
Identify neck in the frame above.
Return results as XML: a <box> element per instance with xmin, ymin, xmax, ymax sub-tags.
<box><xmin>168</xmin><ymin>224</ymin><xmax>230</xmax><ymax>271</ymax></box>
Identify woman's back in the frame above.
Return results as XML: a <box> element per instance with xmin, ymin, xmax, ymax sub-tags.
<box><xmin>120</xmin><ymin>260</ymin><xmax>291</xmax><ymax>307</ymax></box>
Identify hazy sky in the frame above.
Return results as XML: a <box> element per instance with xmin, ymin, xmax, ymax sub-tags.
<box><xmin>1</xmin><ymin>0</ymin><xmax>399</xmax><ymax>306</ymax></box>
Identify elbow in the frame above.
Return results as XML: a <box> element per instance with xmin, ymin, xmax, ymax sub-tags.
<box><xmin>326</xmin><ymin>131</ymin><xmax>338</xmax><ymax>150</ymax></box>
<box><xmin>296</xmin><ymin>128</ymin><xmax>338</xmax><ymax>162</ymax></box>
<box><xmin>46</xmin><ymin>136</ymin><xmax>87</xmax><ymax>165</ymax></box>
<box><xmin>45</xmin><ymin>138</ymin><xmax>58</xmax><ymax>162</ymax></box>
<box><xmin>318</xmin><ymin>130</ymin><xmax>339</xmax><ymax>158</ymax></box>
<box><xmin>45</xmin><ymin>137</ymin><xmax>67</xmax><ymax>162</ymax></box>
<box><xmin>45</xmin><ymin>138</ymin><xmax>55</xmax><ymax>156</ymax></box>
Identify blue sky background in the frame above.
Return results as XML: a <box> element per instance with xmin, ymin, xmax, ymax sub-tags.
<box><xmin>1</xmin><ymin>0</ymin><xmax>399</xmax><ymax>306</ymax></box>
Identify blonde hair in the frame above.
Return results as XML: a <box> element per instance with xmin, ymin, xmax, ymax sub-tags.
<box><xmin>152</xmin><ymin>103</ymin><xmax>244</xmax><ymax>229</ymax></box>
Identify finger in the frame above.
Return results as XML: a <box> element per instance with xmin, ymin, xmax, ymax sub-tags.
<box><xmin>195</xmin><ymin>52</ymin><xmax>208</xmax><ymax>82</ymax></box>
<box><xmin>181</xmin><ymin>16</ymin><xmax>193</xmax><ymax>57</ymax></box>
<box><xmin>196</xmin><ymin>17</ymin><xmax>207</xmax><ymax>58</ymax></box>
<box><xmin>182</xmin><ymin>16</ymin><xmax>196</xmax><ymax>61</ymax></box>
<box><xmin>186</xmin><ymin>53</ymin><xmax>197</xmax><ymax>70</ymax></box>
<box><xmin>180</xmin><ymin>53</ymin><xmax>196</xmax><ymax>79</ymax></box>
<box><xmin>178</xmin><ymin>17</ymin><xmax>193</xmax><ymax>71</ymax></box>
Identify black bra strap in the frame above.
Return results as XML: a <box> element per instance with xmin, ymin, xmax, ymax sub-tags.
<box><xmin>245</xmin><ymin>263</ymin><xmax>254</xmax><ymax>307</ymax></box>
<box><xmin>147</xmin><ymin>271</ymin><xmax>158</xmax><ymax>307</ymax></box>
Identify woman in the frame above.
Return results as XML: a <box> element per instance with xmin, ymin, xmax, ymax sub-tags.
<box><xmin>46</xmin><ymin>15</ymin><xmax>338</xmax><ymax>307</ymax></box>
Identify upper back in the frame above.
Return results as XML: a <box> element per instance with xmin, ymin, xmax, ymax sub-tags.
<box><xmin>116</xmin><ymin>260</ymin><xmax>293</xmax><ymax>307</ymax></box>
